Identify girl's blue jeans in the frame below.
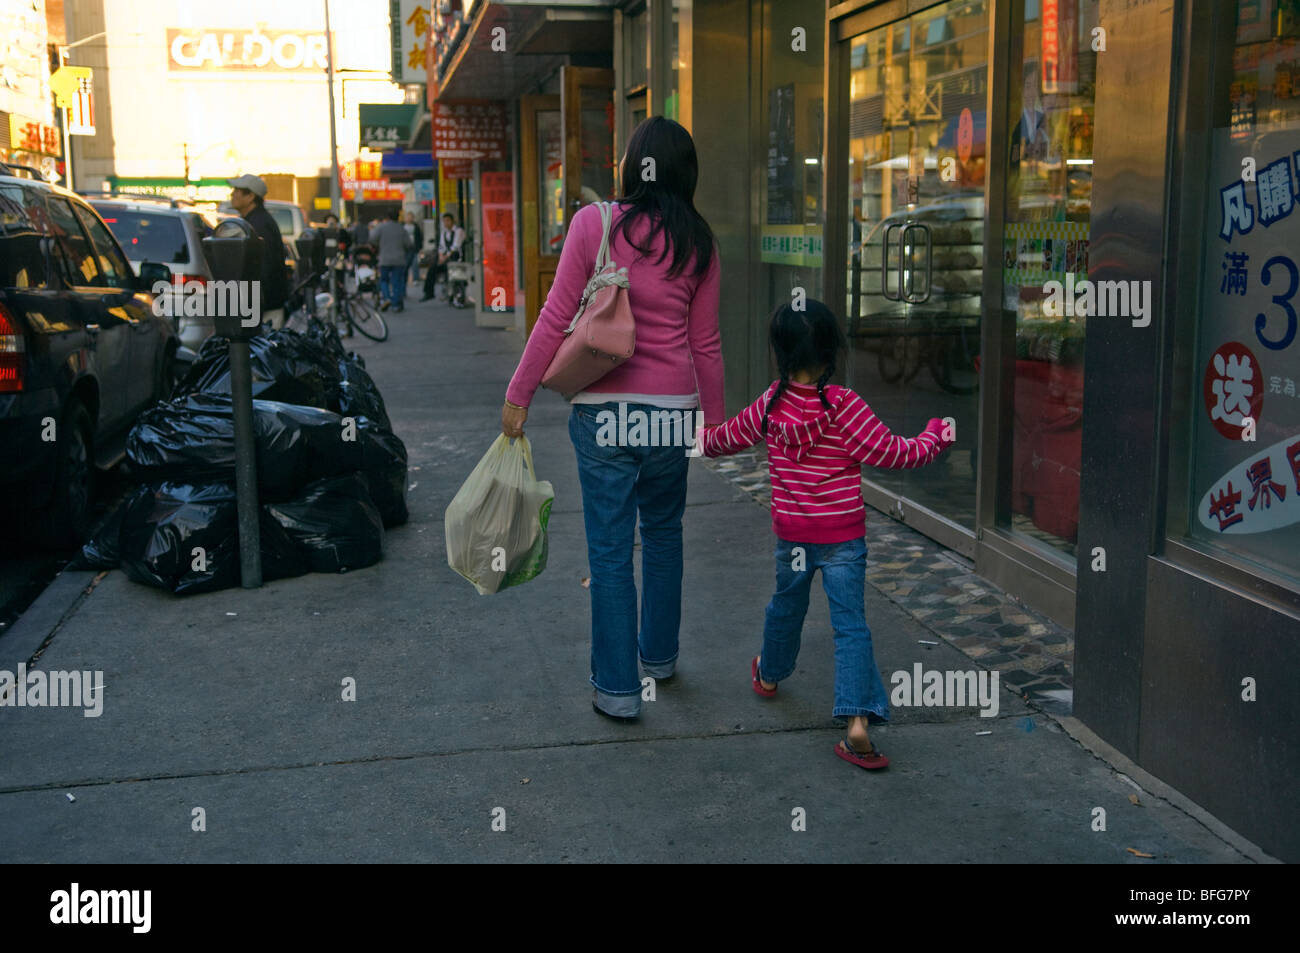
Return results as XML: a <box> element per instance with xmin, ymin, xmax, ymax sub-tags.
<box><xmin>759</xmin><ymin>536</ymin><xmax>891</xmax><ymax>722</ymax></box>
<box><xmin>569</xmin><ymin>402</ymin><xmax>690</xmax><ymax>717</ymax></box>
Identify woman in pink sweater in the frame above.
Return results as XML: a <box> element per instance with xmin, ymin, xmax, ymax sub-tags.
<box><xmin>698</xmin><ymin>299</ymin><xmax>953</xmax><ymax>769</ymax></box>
<box><xmin>502</xmin><ymin>118</ymin><xmax>724</xmax><ymax>720</ymax></box>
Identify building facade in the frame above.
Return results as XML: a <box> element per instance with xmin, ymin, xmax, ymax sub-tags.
<box><xmin>62</xmin><ymin>0</ymin><xmax>404</xmax><ymax>214</ymax></box>
<box><xmin>433</xmin><ymin>0</ymin><xmax>1299</xmax><ymax>859</ymax></box>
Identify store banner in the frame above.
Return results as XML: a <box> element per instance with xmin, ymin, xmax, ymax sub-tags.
<box><xmin>341</xmin><ymin>159</ymin><xmax>403</xmax><ymax>201</ymax></box>
<box><xmin>391</xmin><ymin>0</ymin><xmax>429</xmax><ymax>85</ymax></box>
<box><xmin>433</xmin><ymin>101</ymin><xmax>507</xmax><ymax>160</ymax></box>
<box><xmin>441</xmin><ymin>158</ymin><xmax>473</xmax><ymax>179</ymax></box>
<box><xmin>7</xmin><ymin>114</ymin><xmax>61</xmax><ymax>157</ymax></box>
<box><xmin>481</xmin><ymin>171</ymin><xmax>516</xmax><ymax>309</ymax></box>
<box><xmin>1041</xmin><ymin>0</ymin><xmax>1079</xmax><ymax>95</ymax></box>
<box><xmin>51</xmin><ymin>67</ymin><xmax>95</xmax><ymax>136</ymax></box>
<box><xmin>166</xmin><ymin>29</ymin><xmax>334</xmax><ymax>71</ymax></box>
<box><xmin>360</xmin><ymin>103</ymin><xmax>418</xmax><ymax>151</ymax></box>
<box><xmin>1193</xmin><ymin>127</ymin><xmax>1300</xmax><ymax>564</ymax></box>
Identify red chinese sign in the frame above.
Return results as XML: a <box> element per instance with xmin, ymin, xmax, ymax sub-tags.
<box><xmin>481</xmin><ymin>171</ymin><xmax>516</xmax><ymax>310</ymax></box>
<box><xmin>433</xmin><ymin>101</ymin><xmax>507</xmax><ymax>160</ymax></box>
<box><xmin>8</xmin><ymin>115</ymin><xmax>61</xmax><ymax>157</ymax></box>
<box><xmin>441</xmin><ymin>159</ymin><xmax>473</xmax><ymax>180</ymax></box>
<box><xmin>341</xmin><ymin>159</ymin><xmax>403</xmax><ymax>201</ymax></box>
<box><xmin>1203</xmin><ymin>340</ymin><xmax>1265</xmax><ymax>440</ymax></box>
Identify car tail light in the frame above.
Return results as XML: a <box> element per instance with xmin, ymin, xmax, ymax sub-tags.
<box><xmin>172</xmin><ymin>274</ymin><xmax>208</xmax><ymax>287</ymax></box>
<box><xmin>0</xmin><ymin>302</ymin><xmax>26</xmax><ymax>393</ymax></box>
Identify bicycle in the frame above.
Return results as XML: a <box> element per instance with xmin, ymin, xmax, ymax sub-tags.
<box><xmin>331</xmin><ymin>250</ymin><xmax>388</xmax><ymax>341</ymax></box>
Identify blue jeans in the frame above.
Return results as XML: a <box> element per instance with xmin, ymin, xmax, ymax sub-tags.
<box><xmin>380</xmin><ymin>265</ymin><xmax>405</xmax><ymax>307</ymax></box>
<box><xmin>758</xmin><ymin>536</ymin><xmax>891</xmax><ymax>722</ymax></box>
<box><xmin>569</xmin><ymin>402</ymin><xmax>691</xmax><ymax>716</ymax></box>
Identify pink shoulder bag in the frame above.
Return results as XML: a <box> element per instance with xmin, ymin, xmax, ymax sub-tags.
<box><xmin>540</xmin><ymin>201</ymin><xmax>635</xmax><ymax>398</ymax></box>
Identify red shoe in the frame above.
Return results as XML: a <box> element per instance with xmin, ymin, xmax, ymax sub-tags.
<box><xmin>835</xmin><ymin>739</ymin><xmax>889</xmax><ymax>770</ymax></box>
<box><xmin>752</xmin><ymin>656</ymin><xmax>777</xmax><ymax>697</ymax></box>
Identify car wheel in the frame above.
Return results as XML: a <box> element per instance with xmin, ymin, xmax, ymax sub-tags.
<box><xmin>39</xmin><ymin>400</ymin><xmax>95</xmax><ymax>549</ymax></box>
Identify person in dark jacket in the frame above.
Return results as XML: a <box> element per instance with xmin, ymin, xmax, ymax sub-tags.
<box><xmin>227</xmin><ymin>174</ymin><xmax>290</xmax><ymax>329</ymax></box>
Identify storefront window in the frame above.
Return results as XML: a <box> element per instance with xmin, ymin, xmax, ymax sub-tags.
<box><xmin>761</xmin><ymin>0</ymin><xmax>824</xmax><ymax>314</ymax></box>
<box><xmin>843</xmin><ymin>0</ymin><xmax>988</xmax><ymax>531</ymax></box>
<box><xmin>1000</xmin><ymin>0</ymin><xmax>1099</xmax><ymax>558</ymax></box>
<box><xmin>537</xmin><ymin>109</ymin><xmax>564</xmax><ymax>253</ymax></box>
<box><xmin>1182</xmin><ymin>2</ymin><xmax>1300</xmax><ymax>583</ymax></box>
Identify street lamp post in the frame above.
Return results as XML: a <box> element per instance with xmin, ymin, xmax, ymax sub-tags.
<box><xmin>324</xmin><ymin>0</ymin><xmax>342</xmax><ymax>222</ymax></box>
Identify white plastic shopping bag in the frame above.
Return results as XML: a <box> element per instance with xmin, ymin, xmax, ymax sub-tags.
<box><xmin>445</xmin><ymin>434</ymin><xmax>554</xmax><ymax>594</ymax></box>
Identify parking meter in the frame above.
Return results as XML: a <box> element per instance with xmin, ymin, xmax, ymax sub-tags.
<box><xmin>295</xmin><ymin>228</ymin><xmax>325</xmax><ymax>281</ymax></box>
<box><xmin>201</xmin><ymin>218</ymin><xmax>264</xmax><ymax>342</ymax></box>
<box><xmin>199</xmin><ymin>216</ymin><xmax>263</xmax><ymax>587</ymax></box>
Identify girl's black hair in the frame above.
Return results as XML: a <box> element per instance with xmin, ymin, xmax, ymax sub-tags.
<box><xmin>761</xmin><ymin>298</ymin><xmax>847</xmax><ymax>434</ymax></box>
<box><xmin>609</xmin><ymin>116</ymin><xmax>715</xmax><ymax>279</ymax></box>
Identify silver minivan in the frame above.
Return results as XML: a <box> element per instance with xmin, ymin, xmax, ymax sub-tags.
<box><xmin>89</xmin><ymin>196</ymin><xmax>217</xmax><ymax>349</ymax></box>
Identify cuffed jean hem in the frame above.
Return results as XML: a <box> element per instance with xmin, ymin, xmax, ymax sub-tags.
<box><xmin>832</xmin><ymin>708</ymin><xmax>890</xmax><ymax>723</ymax></box>
<box><xmin>592</xmin><ymin>685</ymin><xmax>641</xmax><ymax>717</ymax></box>
<box><xmin>639</xmin><ymin>653</ymin><xmax>678</xmax><ymax>678</ymax></box>
<box><xmin>757</xmin><ymin>656</ymin><xmax>797</xmax><ymax>685</ymax></box>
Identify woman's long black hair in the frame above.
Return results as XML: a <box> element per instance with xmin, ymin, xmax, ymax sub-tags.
<box><xmin>609</xmin><ymin>116</ymin><xmax>715</xmax><ymax>279</ymax></box>
<box><xmin>761</xmin><ymin>298</ymin><xmax>847</xmax><ymax>434</ymax></box>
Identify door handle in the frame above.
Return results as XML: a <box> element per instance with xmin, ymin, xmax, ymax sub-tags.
<box><xmin>901</xmin><ymin>222</ymin><xmax>932</xmax><ymax>304</ymax></box>
<box><xmin>881</xmin><ymin>222</ymin><xmax>902</xmax><ymax>301</ymax></box>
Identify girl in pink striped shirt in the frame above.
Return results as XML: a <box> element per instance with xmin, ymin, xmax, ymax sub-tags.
<box><xmin>698</xmin><ymin>299</ymin><xmax>953</xmax><ymax>770</ymax></box>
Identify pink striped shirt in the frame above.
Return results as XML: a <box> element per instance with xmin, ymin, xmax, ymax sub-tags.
<box><xmin>700</xmin><ymin>381</ymin><xmax>953</xmax><ymax>544</ymax></box>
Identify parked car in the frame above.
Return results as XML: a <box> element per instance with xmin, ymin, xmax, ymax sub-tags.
<box><xmin>0</xmin><ymin>164</ymin><xmax>179</xmax><ymax>546</ymax></box>
<box><xmin>88</xmin><ymin>196</ymin><xmax>217</xmax><ymax>349</ymax></box>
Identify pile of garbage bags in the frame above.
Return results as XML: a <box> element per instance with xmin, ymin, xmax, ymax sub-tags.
<box><xmin>76</xmin><ymin>319</ymin><xmax>407</xmax><ymax>595</ymax></box>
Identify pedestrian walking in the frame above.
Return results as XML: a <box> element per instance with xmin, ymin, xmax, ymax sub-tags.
<box><xmin>403</xmin><ymin>212</ymin><xmax>422</xmax><ymax>286</ymax></box>
<box><xmin>373</xmin><ymin>210</ymin><xmax>412</xmax><ymax>312</ymax></box>
<box><xmin>226</xmin><ymin>173</ymin><xmax>289</xmax><ymax>330</ymax></box>
<box><xmin>696</xmin><ymin>299</ymin><xmax>955</xmax><ymax>770</ymax></box>
<box><xmin>421</xmin><ymin>213</ymin><xmax>465</xmax><ymax>302</ymax></box>
<box><xmin>501</xmin><ymin>117</ymin><xmax>724</xmax><ymax>719</ymax></box>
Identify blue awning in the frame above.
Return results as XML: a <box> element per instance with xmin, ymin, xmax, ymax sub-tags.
<box><xmin>381</xmin><ymin>149</ymin><xmax>434</xmax><ymax>173</ymax></box>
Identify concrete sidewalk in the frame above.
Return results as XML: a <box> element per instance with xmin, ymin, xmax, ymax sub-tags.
<box><xmin>0</xmin><ymin>299</ymin><xmax>1265</xmax><ymax>862</ymax></box>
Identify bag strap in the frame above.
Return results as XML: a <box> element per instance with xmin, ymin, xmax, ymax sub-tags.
<box><xmin>592</xmin><ymin>201</ymin><xmax>613</xmax><ymax>273</ymax></box>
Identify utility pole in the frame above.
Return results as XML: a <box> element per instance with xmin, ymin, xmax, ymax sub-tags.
<box><xmin>324</xmin><ymin>0</ymin><xmax>342</xmax><ymax>222</ymax></box>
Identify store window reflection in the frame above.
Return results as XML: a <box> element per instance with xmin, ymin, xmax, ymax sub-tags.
<box><xmin>1000</xmin><ymin>0</ymin><xmax>1098</xmax><ymax>558</ymax></box>
<box><xmin>844</xmin><ymin>0</ymin><xmax>989</xmax><ymax>531</ymax></box>
<box><xmin>1181</xmin><ymin>2</ymin><xmax>1300</xmax><ymax>584</ymax></box>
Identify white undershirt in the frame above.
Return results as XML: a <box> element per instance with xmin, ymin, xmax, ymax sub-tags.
<box><xmin>569</xmin><ymin>392</ymin><xmax>699</xmax><ymax>409</ymax></box>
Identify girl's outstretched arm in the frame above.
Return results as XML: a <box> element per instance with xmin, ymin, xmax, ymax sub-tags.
<box><xmin>838</xmin><ymin>390</ymin><xmax>951</xmax><ymax>469</ymax></box>
<box><xmin>699</xmin><ymin>388</ymin><xmax>771</xmax><ymax>457</ymax></box>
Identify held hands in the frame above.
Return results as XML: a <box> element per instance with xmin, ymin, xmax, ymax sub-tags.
<box><xmin>502</xmin><ymin>400</ymin><xmax>528</xmax><ymax>438</ymax></box>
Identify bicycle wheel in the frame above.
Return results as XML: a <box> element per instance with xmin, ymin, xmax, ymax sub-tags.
<box><xmin>345</xmin><ymin>295</ymin><xmax>389</xmax><ymax>342</ymax></box>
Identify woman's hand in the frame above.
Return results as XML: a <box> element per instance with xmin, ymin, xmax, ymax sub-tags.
<box><xmin>502</xmin><ymin>400</ymin><xmax>528</xmax><ymax>438</ymax></box>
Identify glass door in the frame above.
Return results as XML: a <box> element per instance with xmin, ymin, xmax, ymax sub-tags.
<box><xmin>520</xmin><ymin>94</ymin><xmax>562</xmax><ymax>336</ymax></box>
<box><xmin>844</xmin><ymin>0</ymin><xmax>989</xmax><ymax>538</ymax></box>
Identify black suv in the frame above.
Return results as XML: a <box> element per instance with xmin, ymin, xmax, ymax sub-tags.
<box><xmin>0</xmin><ymin>165</ymin><xmax>179</xmax><ymax>546</ymax></box>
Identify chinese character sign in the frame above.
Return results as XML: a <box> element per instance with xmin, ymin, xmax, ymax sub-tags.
<box><xmin>391</xmin><ymin>1</ymin><xmax>429</xmax><ymax>85</ymax></box>
<box><xmin>1194</xmin><ymin>126</ymin><xmax>1300</xmax><ymax>559</ymax></box>
<box><xmin>481</xmin><ymin>171</ymin><xmax>516</xmax><ymax>309</ymax></box>
<box><xmin>433</xmin><ymin>102</ymin><xmax>507</xmax><ymax>160</ymax></box>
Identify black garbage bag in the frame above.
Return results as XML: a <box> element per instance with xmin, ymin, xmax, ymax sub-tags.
<box><xmin>264</xmin><ymin>473</ymin><xmax>384</xmax><ymax>573</ymax></box>
<box><xmin>119</xmin><ymin>482</ymin><xmax>306</xmax><ymax>595</ymax></box>
<box><xmin>173</xmin><ymin>329</ymin><xmax>343</xmax><ymax>409</ymax></box>
<box><xmin>71</xmin><ymin>497</ymin><xmax>128</xmax><ymax>570</ymax></box>
<box><xmin>356</xmin><ymin>416</ymin><xmax>408</xmax><ymax>527</ymax></box>
<box><xmin>331</xmin><ymin>359</ymin><xmax>391</xmax><ymax>431</ymax></box>
<box><xmin>126</xmin><ymin>395</ymin><xmax>363</xmax><ymax>500</ymax></box>
<box><xmin>302</xmin><ymin>316</ymin><xmax>347</xmax><ymax>362</ymax></box>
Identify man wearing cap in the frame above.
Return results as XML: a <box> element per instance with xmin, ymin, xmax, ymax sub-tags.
<box><xmin>228</xmin><ymin>174</ymin><xmax>290</xmax><ymax>330</ymax></box>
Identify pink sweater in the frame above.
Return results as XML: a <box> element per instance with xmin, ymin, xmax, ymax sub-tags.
<box><xmin>506</xmin><ymin>201</ymin><xmax>726</xmax><ymax>424</ymax></box>
<box><xmin>701</xmin><ymin>381</ymin><xmax>953</xmax><ymax>544</ymax></box>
